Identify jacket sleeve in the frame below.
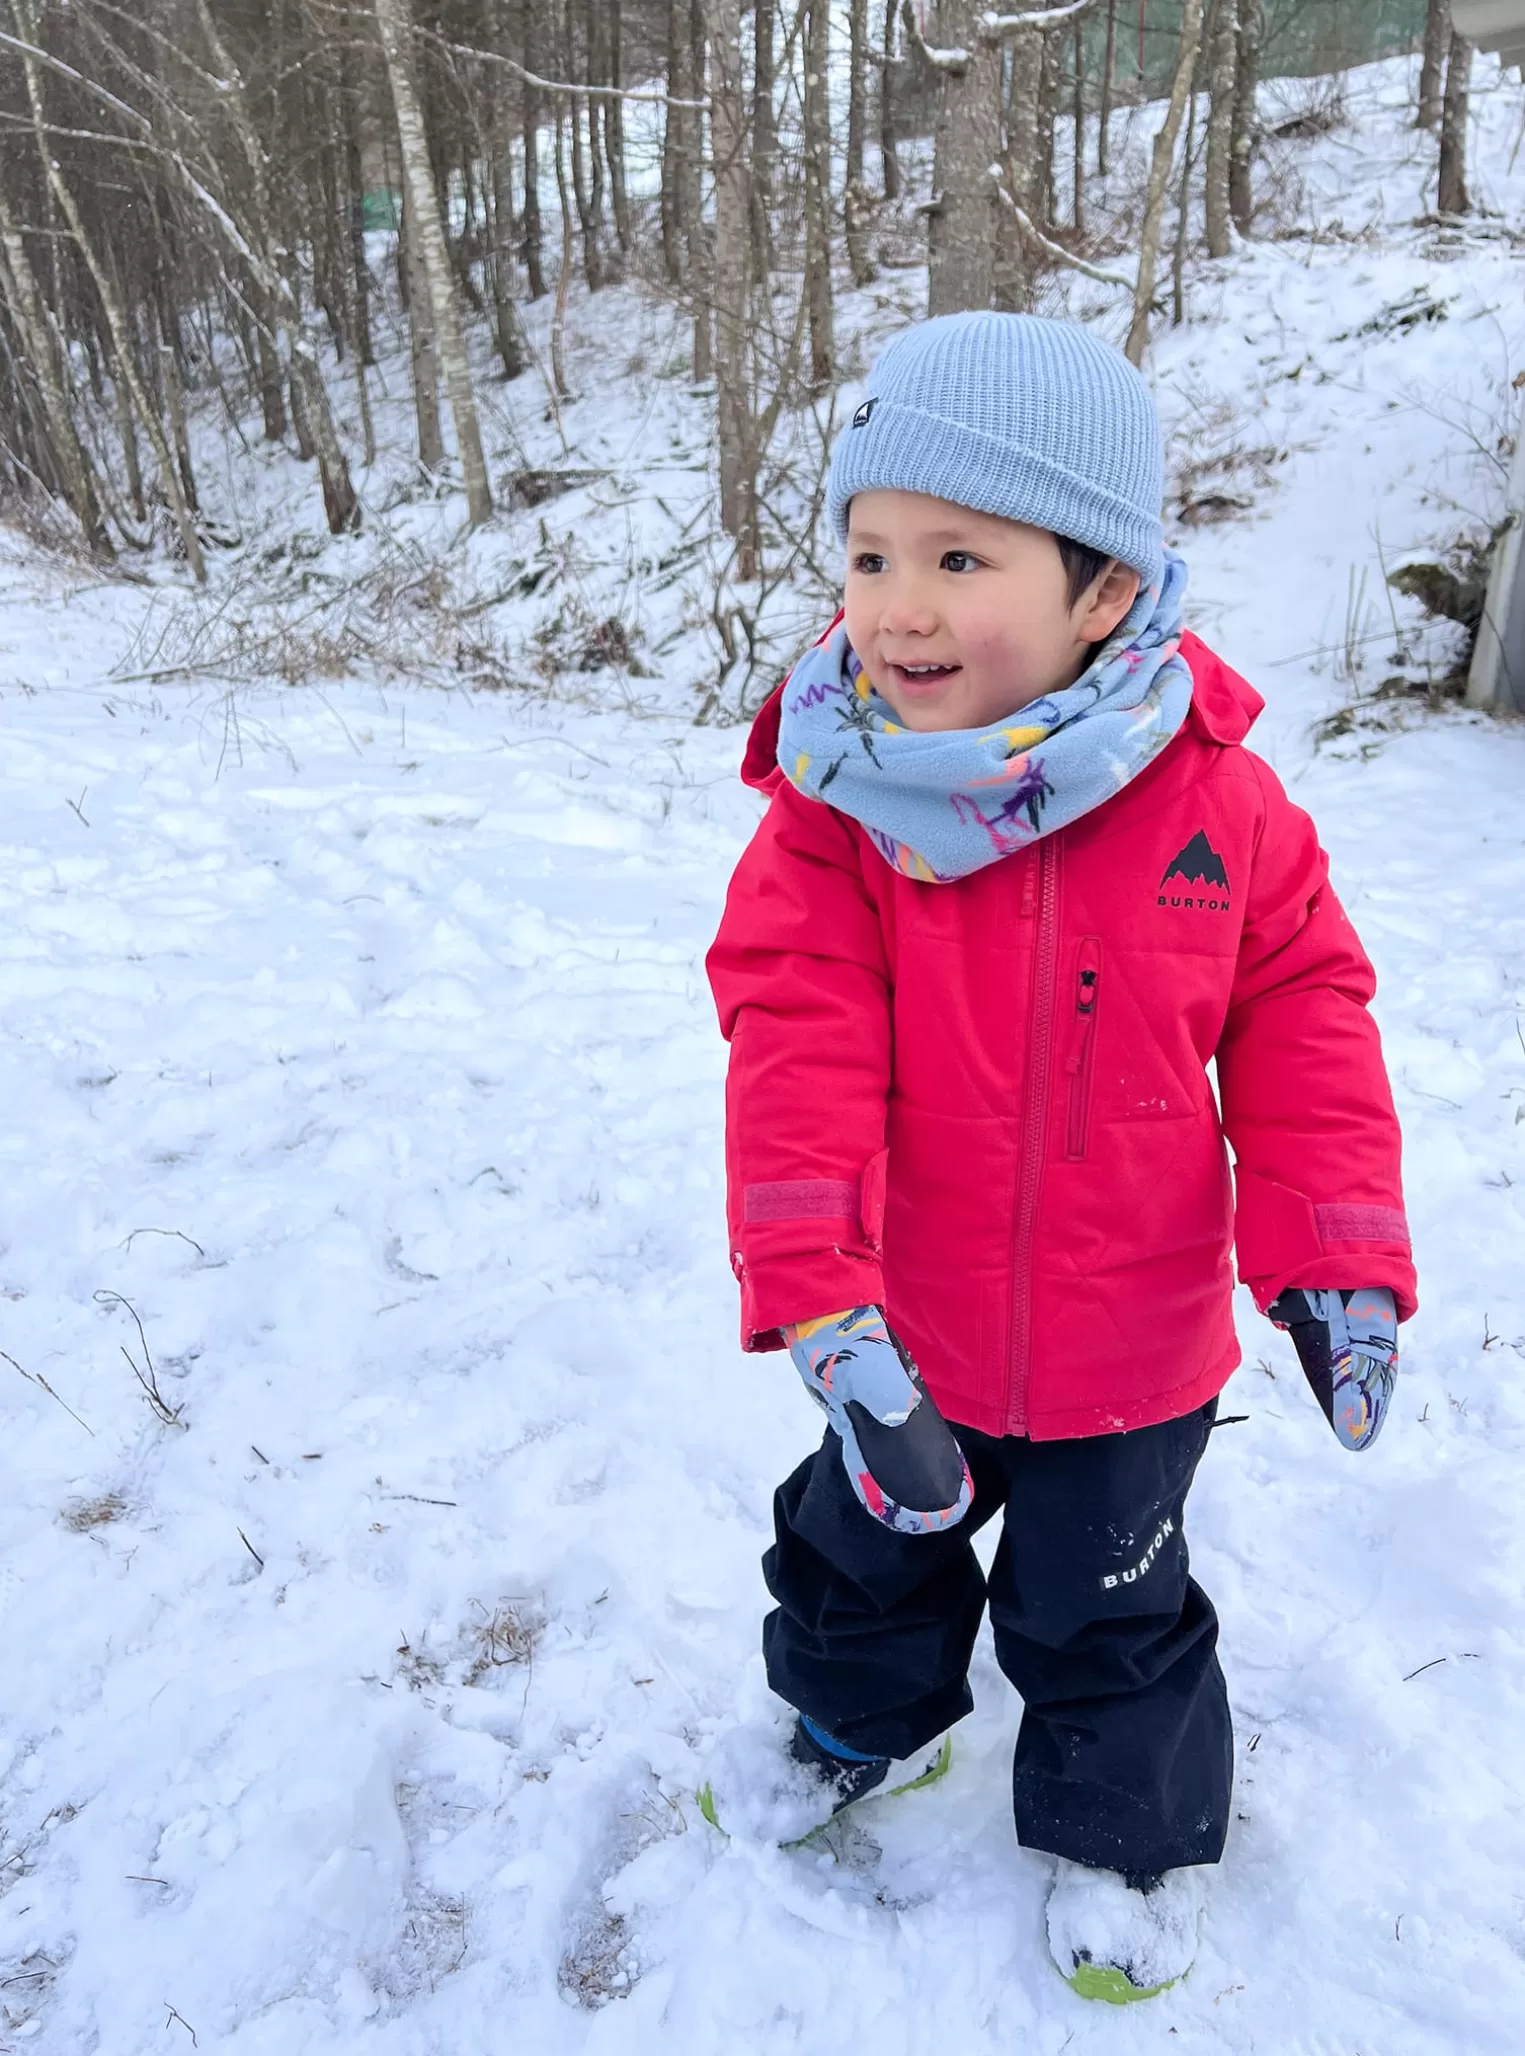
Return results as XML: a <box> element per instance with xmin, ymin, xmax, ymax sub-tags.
<box><xmin>1217</xmin><ymin>757</ymin><xmax>1417</xmax><ymax>1319</ymax></box>
<box><xmin>705</xmin><ymin>782</ymin><xmax>892</xmax><ymax>1351</ymax></box>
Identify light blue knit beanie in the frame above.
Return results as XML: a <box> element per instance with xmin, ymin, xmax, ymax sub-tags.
<box><xmin>827</xmin><ymin>312</ymin><xmax>1165</xmax><ymax>588</ymax></box>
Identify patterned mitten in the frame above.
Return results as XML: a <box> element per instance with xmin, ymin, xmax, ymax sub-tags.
<box><xmin>784</xmin><ymin>1306</ymin><xmax>973</xmax><ymax>1535</ymax></box>
<box><xmin>1267</xmin><ymin>1287</ymin><xmax>1398</xmax><ymax>1451</ymax></box>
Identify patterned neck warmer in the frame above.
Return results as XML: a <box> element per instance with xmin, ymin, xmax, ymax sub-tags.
<box><xmin>776</xmin><ymin>552</ymin><xmax>1193</xmax><ymax>883</ymax></box>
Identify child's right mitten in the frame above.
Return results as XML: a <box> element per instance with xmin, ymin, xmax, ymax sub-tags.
<box><xmin>783</xmin><ymin>1306</ymin><xmax>973</xmax><ymax>1536</ymax></box>
<box><xmin>1267</xmin><ymin>1287</ymin><xmax>1398</xmax><ymax>1451</ymax></box>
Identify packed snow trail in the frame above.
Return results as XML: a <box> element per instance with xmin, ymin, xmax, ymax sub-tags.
<box><xmin>5</xmin><ymin>52</ymin><xmax>1525</xmax><ymax>2056</ymax></box>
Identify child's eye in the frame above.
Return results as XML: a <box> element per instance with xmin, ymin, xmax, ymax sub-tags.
<box><xmin>851</xmin><ymin>552</ymin><xmax>886</xmax><ymax>574</ymax></box>
<box><xmin>942</xmin><ymin>550</ymin><xmax>980</xmax><ymax>573</ymax></box>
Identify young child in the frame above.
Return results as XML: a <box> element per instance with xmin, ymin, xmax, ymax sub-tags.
<box><xmin>705</xmin><ymin>312</ymin><xmax>1416</xmax><ymax>2002</ymax></box>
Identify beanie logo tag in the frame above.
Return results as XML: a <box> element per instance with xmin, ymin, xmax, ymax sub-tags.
<box><xmin>851</xmin><ymin>398</ymin><xmax>877</xmax><ymax>429</ymax></box>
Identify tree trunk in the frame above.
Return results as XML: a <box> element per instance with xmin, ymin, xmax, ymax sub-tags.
<box><xmin>1099</xmin><ymin>0</ymin><xmax>1118</xmax><ymax>175</ymax></box>
<box><xmin>570</xmin><ymin>3</ymin><xmax>608</xmax><ymax>290</ymax></box>
<box><xmin>342</xmin><ymin>42</ymin><xmax>375</xmax><ymax>366</ymax></box>
<box><xmin>803</xmin><ymin>0</ymin><xmax>835</xmax><ymax>379</ymax></box>
<box><xmin>1418</xmin><ymin>0</ymin><xmax>1451</xmax><ymax>131</ymax></box>
<box><xmin>257</xmin><ymin>310</ymin><xmax>288</xmax><ymax>442</ymax></box>
<box><xmin>1437</xmin><ymin>30</ymin><xmax>1472</xmax><ymax>215</ymax></box>
<box><xmin>662</xmin><ymin>0</ymin><xmax>689</xmax><ymax>285</ymax></box>
<box><xmin>927</xmin><ymin>1</ymin><xmax>1003</xmax><ymax>316</ymax></box>
<box><xmin>705</xmin><ymin>0</ymin><xmax>759</xmax><ymax>579</ymax></box>
<box><xmin>752</xmin><ymin>0</ymin><xmax>777</xmax><ymax>271</ymax></box>
<box><xmin>1037</xmin><ymin>27</ymin><xmax>1059</xmax><ymax>226</ymax></box>
<box><xmin>10</xmin><ymin>13</ymin><xmax>203</xmax><ymax>578</ymax></box>
<box><xmin>688</xmin><ymin>0</ymin><xmax>713</xmax><ymax>382</ymax></box>
<box><xmin>192</xmin><ymin>0</ymin><xmax>359</xmax><ymax>533</ymax></box>
<box><xmin>0</xmin><ymin>200</ymin><xmax>111</xmax><ymax>558</ymax></box>
<box><xmin>994</xmin><ymin>23</ymin><xmax>1044</xmax><ymax>312</ymax></box>
<box><xmin>1071</xmin><ymin>19</ymin><xmax>1085</xmax><ymax>233</ymax></box>
<box><xmin>551</xmin><ymin>102</ymin><xmax>575</xmax><ymax>398</ymax></box>
<box><xmin>402</xmin><ymin>194</ymin><xmax>444</xmax><ymax>468</ymax></box>
<box><xmin>1204</xmin><ymin>0</ymin><xmax>1238</xmax><ymax>257</ymax></box>
<box><xmin>881</xmin><ymin>0</ymin><xmax>902</xmax><ymax>200</ymax></box>
<box><xmin>523</xmin><ymin>0</ymin><xmax>549</xmax><ymax>297</ymax></box>
<box><xmin>1172</xmin><ymin>32</ymin><xmax>1201</xmax><ymax>323</ymax></box>
<box><xmin>846</xmin><ymin>0</ymin><xmax>876</xmax><ymax>285</ymax></box>
<box><xmin>375</xmin><ymin>0</ymin><xmax>493</xmax><ymax>526</ymax></box>
<box><xmin>605</xmin><ymin>0</ymin><xmax>632</xmax><ymax>252</ymax></box>
<box><xmin>1228</xmin><ymin>0</ymin><xmax>1260</xmax><ymax>234</ymax></box>
<box><xmin>1125</xmin><ymin>0</ymin><xmax>1204</xmax><ymax>367</ymax></box>
<box><xmin>490</xmin><ymin>80</ymin><xmax>526</xmax><ymax>380</ymax></box>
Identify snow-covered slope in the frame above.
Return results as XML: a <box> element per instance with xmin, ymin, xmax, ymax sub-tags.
<box><xmin>3</xmin><ymin>52</ymin><xmax>1525</xmax><ymax>2056</ymax></box>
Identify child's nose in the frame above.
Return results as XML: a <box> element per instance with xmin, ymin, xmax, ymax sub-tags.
<box><xmin>878</xmin><ymin>585</ymin><xmax>940</xmax><ymax>638</ymax></box>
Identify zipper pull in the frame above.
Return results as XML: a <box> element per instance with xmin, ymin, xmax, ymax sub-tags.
<box><xmin>1077</xmin><ymin>967</ymin><xmax>1098</xmax><ymax>1015</ymax></box>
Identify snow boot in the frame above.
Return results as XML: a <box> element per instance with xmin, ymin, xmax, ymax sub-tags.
<box><xmin>697</xmin><ymin>1715</ymin><xmax>951</xmax><ymax>1846</ymax></box>
<box><xmin>789</xmin><ymin>1714</ymin><xmax>893</xmax><ymax>1810</ymax></box>
<box><xmin>1045</xmin><ymin>1858</ymin><xmax>1202</xmax><ymax>2003</ymax></box>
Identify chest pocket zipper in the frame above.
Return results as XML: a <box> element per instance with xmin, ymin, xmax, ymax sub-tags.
<box><xmin>1065</xmin><ymin>938</ymin><xmax>1102</xmax><ymax>1161</ymax></box>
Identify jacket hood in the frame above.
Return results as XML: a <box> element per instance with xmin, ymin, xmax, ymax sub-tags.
<box><xmin>737</xmin><ymin>623</ymin><xmax>1264</xmax><ymax>794</ymax></box>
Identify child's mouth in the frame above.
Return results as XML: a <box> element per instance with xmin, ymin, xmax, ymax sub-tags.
<box><xmin>889</xmin><ymin>661</ymin><xmax>962</xmax><ymax>696</ymax></box>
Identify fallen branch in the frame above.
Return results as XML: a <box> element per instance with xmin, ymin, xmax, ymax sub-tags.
<box><xmin>993</xmin><ymin>178</ymin><xmax>1136</xmax><ymax>289</ymax></box>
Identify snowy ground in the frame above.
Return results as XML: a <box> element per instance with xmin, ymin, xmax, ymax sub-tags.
<box><xmin>5</xmin><ymin>50</ymin><xmax>1525</xmax><ymax>2056</ymax></box>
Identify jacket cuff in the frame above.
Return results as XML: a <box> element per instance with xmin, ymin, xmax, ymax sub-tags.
<box><xmin>1235</xmin><ymin>1168</ymin><xmax>1417</xmax><ymax>1319</ymax></box>
<box><xmin>735</xmin><ymin>1249</ymin><xmax>887</xmax><ymax>1352</ymax></box>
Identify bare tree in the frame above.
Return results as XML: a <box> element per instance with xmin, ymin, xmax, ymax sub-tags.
<box><xmin>1418</xmin><ymin>0</ymin><xmax>1451</xmax><ymax>131</ymax></box>
<box><xmin>1437</xmin><ymin>27</ymin><xmax>1473</xmax><ymax>215</ymax></box>
<box><xmin>916</xmin><ymin>0</ymin><xmax>1004</xmax><ymax>315</ymax></box>
<box><xmin>705</xmin><ymin>0</ymin><xmax>758</xmax><ymax>576</ymax></box>
<box><xmin>375</xmin><ymin>0</ymin><xmax>493</xmax><ymax>526</ymax></box>
<box><xmin>881</xmin><ymin>0</ymin><xmax>902</xmax><ymax>200</ymax></box>
<box><xmin>1229</xmin><ymin>0</ymin><xmax>1260</xmax><ymax>234</ymax></box>
<box><xmin>803</xmin><ymin>0</ymin><xmax>834</xmax><ymax>379</ymax></box>
<box><xmin>846</xmin><ymin>0</ymin><xmax>876</xmax><ymax>285</ymax></box>
<box><xmin>1125</xmin><ymin>0</ymin><xmax>1204</xmax><ymax>365</ymax></box>
<box><xmin>751</xmin><ymin>0</ymin><xmax>777</xmax><ymax>265</ymax></box>
<box><xmin>1203</xmin><ymin>0</ymin><xmax>1237</xmax><ymax>257</ymax></box>
<box><xmin>1098</xmin><ymin>0</ymin><xmax>1117</xmax><ymax>174</ymax></box>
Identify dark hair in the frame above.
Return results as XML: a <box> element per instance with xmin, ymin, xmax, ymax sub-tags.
<box><xmin>1055</xmin><ymin>534</ymin><xmax>1113</xmax><ymax>609</ymax></box>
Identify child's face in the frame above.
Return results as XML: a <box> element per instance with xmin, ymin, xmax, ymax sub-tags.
<box><xmin>843</xmin><ymin>490</ymin><xmax>1141</xmax><ymax>732</ymax></box>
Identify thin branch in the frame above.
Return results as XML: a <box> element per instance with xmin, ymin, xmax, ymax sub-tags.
<box><xmin>993</xmin><ymin>178</ymin><xmax>1136</xmax><ymax>288</ymax></box>
<box><xmin>981</xmin><ymin>0</ymin><xmax>1095</xmax><ymax>35</ymax></box>
<box><xmin>420</xmin><ymin>30</ymin><xmax>709</xmax><ymax>108</ymax></box>
<box><xmin>0</xmin><ymin>25</ymin><xmax>149</xmax><ymax>131</ymax></box>
<box><xmin>2</xmin><ymin>1349</ymin><xmax>94</xmax><ymax>1436</ymax></box>
<box><xmin>900</xmin><ymin>0</ymin><xmax>969</xmax><ymax>73</ymax></box>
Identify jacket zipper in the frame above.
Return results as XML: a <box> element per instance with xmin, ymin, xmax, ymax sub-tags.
<box><xmin>1065</xmin><ymin>940</ymin><xmax>1102</xmax><ymax>1160</ymax></box>
<box><xmin>1007</xmin><ymin>839</ymin><xmax>1060</xmax><ymax>1435</ymax></box>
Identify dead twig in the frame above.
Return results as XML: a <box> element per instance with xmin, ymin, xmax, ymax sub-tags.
<box><xmin>93</xmin><ymin>1289</ymin><xmax>185</xmax><ymax>1428</ymax></box>
<box><xmin>2</xmin><ymin>1348</ymin><xmax>94</xmax><ymax>1436</ymax></box>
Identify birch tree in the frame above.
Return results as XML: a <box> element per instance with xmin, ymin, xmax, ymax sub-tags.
<box><xmin>1125</xmin><ymin>0</ymin><xmax>1204</xmax><ymax>365</ymax></box>
<box><xmin>374</xmin><ymin>0</ymin><xmax>493</xmax><ymax>526</ymax></box>
<box><xmin>1203</xmin><ymin>0</ymin><xmax>1238</xmax><ymax>258</ymax></box>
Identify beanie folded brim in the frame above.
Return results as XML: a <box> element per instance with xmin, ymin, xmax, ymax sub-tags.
<box><xmin>829</xmin><ymin>399</ymin><xmax>1165</xmax><ymax>590</ymax></box>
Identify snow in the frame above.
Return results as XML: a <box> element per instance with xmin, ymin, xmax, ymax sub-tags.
<box><xmin>4</xmin><ymin>47</ymin><xmax>1525</xmax><ymax>2056</ymax></box>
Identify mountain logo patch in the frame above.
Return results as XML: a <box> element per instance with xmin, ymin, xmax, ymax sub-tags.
<box><xmin>1158</xmin><ymin>830</ymin><xmax>1231</xmax><ymax>912</ymax></box>
<box><xmin>851</xmin><ymin>397</ymin><xmax>877</xmax><ymax>428</ymax></box>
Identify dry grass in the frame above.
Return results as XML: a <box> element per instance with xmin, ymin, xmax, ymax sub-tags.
<box><xmin>557</xmin><ymin>1911</ymin><xmax>639</xmax><ymax>2009</ymax></box>
<box><xmin>59</xmin><ymin>1492</ymin><xmax>127</xmax><ymax>1533</ymax></box>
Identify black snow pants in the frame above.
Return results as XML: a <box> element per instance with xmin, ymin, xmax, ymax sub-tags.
<box><xmin>762</xmin><ymin>1401</ymin><xmax>1232</xmax><ymax>1879</ymax></box>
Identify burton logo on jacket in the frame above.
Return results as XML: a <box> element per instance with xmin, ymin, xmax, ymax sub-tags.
<box><xmin>1159</xmin><ymin>829</ymin><xmax>1232</xmax><ymax>912</ymax></box>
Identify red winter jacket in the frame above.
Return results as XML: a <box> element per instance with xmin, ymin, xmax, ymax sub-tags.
<box><xmin>706</xmin><ymin>632</ymin><xmax>1416</xmax><ymax>1441</ymax></box>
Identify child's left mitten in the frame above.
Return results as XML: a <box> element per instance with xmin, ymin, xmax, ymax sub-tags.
<box><xmin>783</xmin><ymin>1306</ymin><xmax>974</xmax><ymax>1535</ymax></box>
<box><xmin>1267</xmin><ymin>1287</ymin><xmax>1398</xmax><ymax>1450</ymax></box>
